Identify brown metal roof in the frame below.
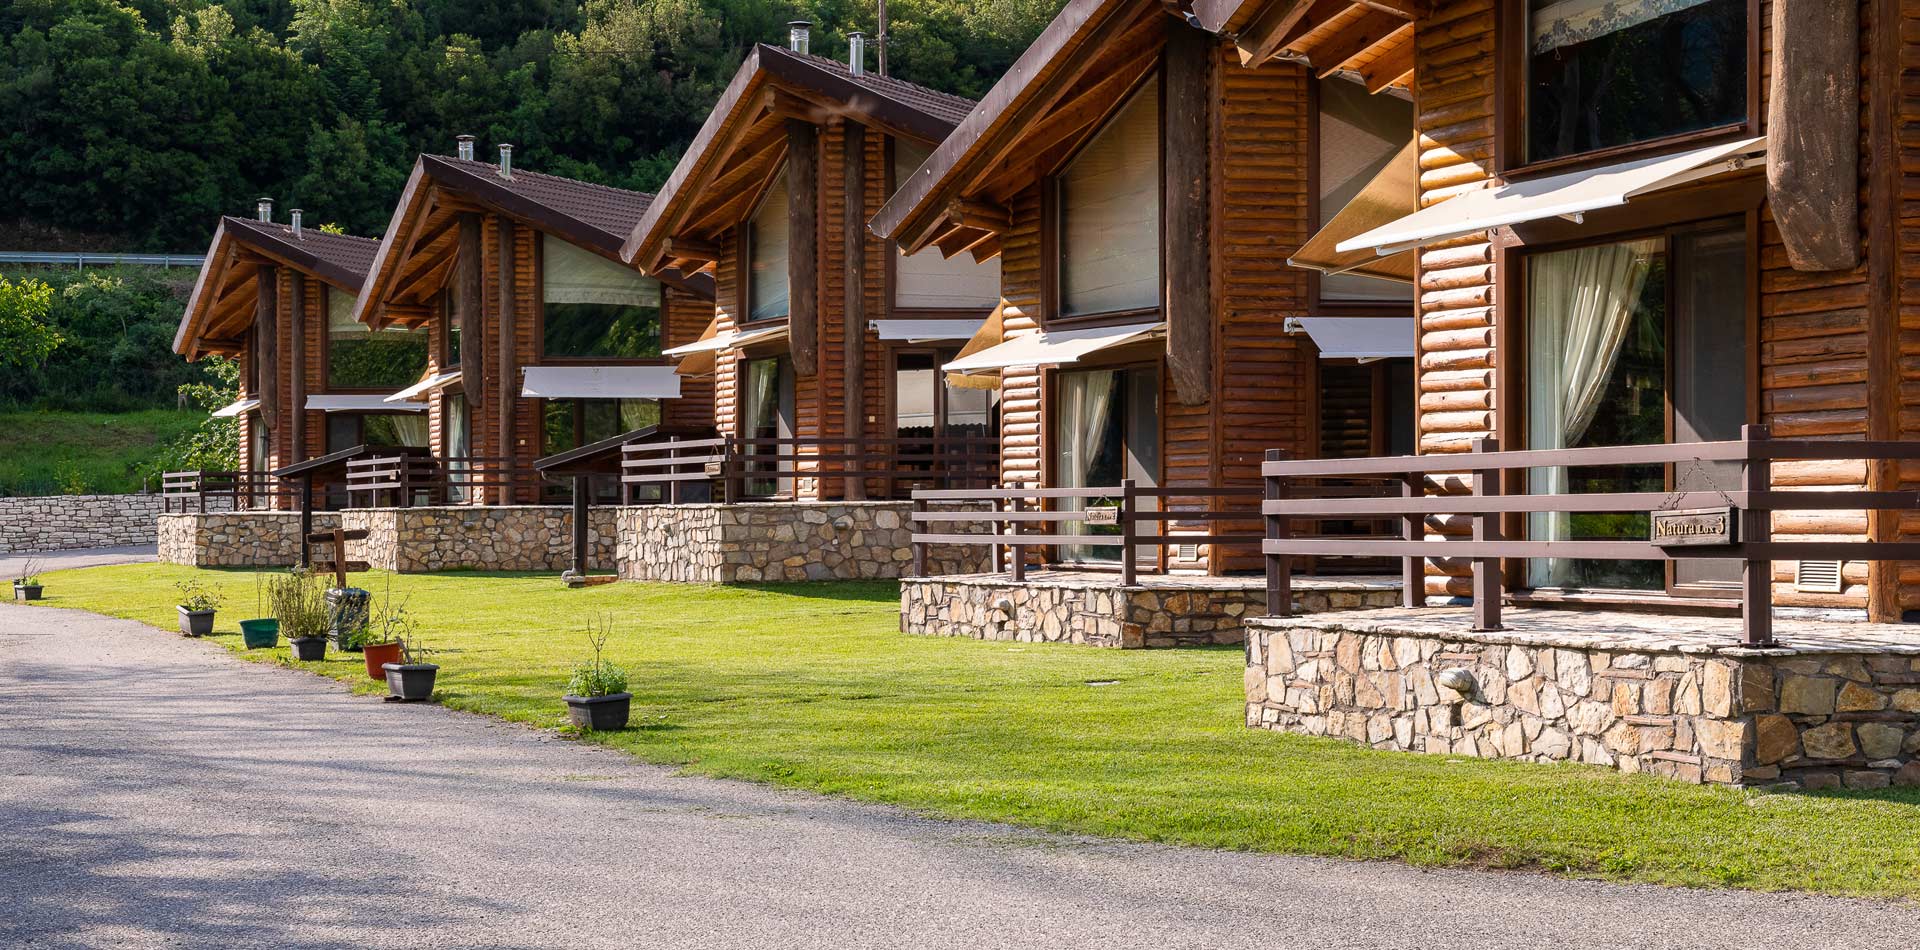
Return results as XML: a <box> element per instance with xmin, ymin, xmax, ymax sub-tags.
<box><xmin>174</xmin><ymin>217</ymin><xmax>380</xmax><ymax>357</ymax></box>
<box><xmin>424</xmin><ymin>155</ymin><xmax>656</xmax><ymax>258</ymax></box>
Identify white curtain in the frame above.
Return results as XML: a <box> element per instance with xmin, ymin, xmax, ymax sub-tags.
<box><xmin>543</xmin><ymin>235</ymin><xmax>661</xmax><ymax>307</ymax></box>
<box><xmin>388</xmin><ymin>413</ymin><xmax>429</xmax><ymax>447</ymax></box>
<box><xmin>1526</xmin><ymin>238</ymin><xmax>1658</xmax><ymax>584</ymax></box>
<box><xmin>446</xmin><ymin>394</ymin><xmax>471</xmax><ymax>504</ymax></box>
<box><xmin>327</xmin><ymin>286</ymin><xmax>358</xmax><ymax>331</ymax></box>
<box><xmin>1059</xmin><ymin>78</ymin><xmax>1160</xmax><ymax>317</ymax></box>
<box><xmin>1057</xmin><ymin>370</ymin><xmax>1117</xmax><ymax>561</ymax></box>
<box><xmin>1530</xmin><ymin>0</ymin><xmax>1716</xmax><ymax>55</ymax></box>
<box><xmin>748</xmin><ymin>171</ymin><xmax>791</xmax><ymax>321</ymax></box>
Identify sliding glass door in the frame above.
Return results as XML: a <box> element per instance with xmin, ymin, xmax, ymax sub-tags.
<box><xmin>1052</xmin><ymin>364</ymin><xmax>1159</xmax><ymax>565</ymax></box>
<box><xmin>741</xmin><ymin>355</ymin><xmax>795</xmax><ymax>497</ymax></box>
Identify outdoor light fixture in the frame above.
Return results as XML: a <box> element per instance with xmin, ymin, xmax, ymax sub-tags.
<box><xmin>991</xmin><ymin>597</ymin><xmax>1015</xmax><ymax>622</ymax></box>
<box><xmin>1437</xmin><ymin>668</ymin><xmax>1476</xmax><ymax>698</ymax></box>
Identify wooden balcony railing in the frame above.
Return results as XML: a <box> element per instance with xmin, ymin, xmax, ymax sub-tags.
<box><xmin>1260</xmin><ymin>424</ymin><xmax>1920</xmax><ymax>646</ymax></box>
<box><xmin>343</xmin><ymin>455</ymin><xmax>556</xmax><ymax>507</ymax></box>
<box><xmin>621</xmin><ymin>434</ymin><xmax>999</xmax><ymax>504</ymax></box>
<box><xmin>161</xmin><ymin>470</ymin><xmax>292</xmax><ymax>512</ymax></box>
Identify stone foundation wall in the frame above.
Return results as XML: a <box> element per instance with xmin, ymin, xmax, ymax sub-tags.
<box><xmin>1245</xmin><ymin>610</ymin><xmax>1920</xmax><ymax>789</ymax></box>
<box><xmin>616</xmin><ymin>502</ymin><xmax>989</xmax><ymax>583</ymax></box>
<box><xmin>157</xmin><ymin>511</ymin><xmax>336</xmax><ymax>568</ymax></box>
<box><xmin>341</xmin><ymin>507</ymin><xmax>617</xmax><ymax>573</ymax></box>
<box><xmin>0</xmin><ymin>493</ymin><xmax>202</xmax><ymax>553</ymax></box>
<box><xmin>905</xmin><ymin>576</ymin><xmax>1402</xmax><ymax>649</ymax></box>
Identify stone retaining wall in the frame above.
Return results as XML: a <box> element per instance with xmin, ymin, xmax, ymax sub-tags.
<box><xmin>1</xmin><ymin>493</ymin><xmax>201</xmax><ymax>553</ymax></box>
<box><xmin>158</xmin><ymin>511</ymin><xmax>335</xmax><ymax>568</ymax></box>
<box><xmin>616</xmin><ymin>502</ymin><xmax>989</xmax><ymax>583</ymax></box>
<box><xmin>341</xmin><ymin>506</ymin><xmax>617</xmax><ymax>573</ymax></box>
<box><xmin>1245</xmin><ymin>609</ymin><xmax>1920</xmax><ymax>788</ymax></box>
<box><xmin>904</xmin><ymin>574</ymin><xmax>1401</xmax><ymax>649</ymax></box>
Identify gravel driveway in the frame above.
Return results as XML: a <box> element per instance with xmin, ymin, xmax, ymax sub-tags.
<box><xmin>1</xmin><ymin>603</ymin><xmax>1913</xmax><ymax>949</ymax></box>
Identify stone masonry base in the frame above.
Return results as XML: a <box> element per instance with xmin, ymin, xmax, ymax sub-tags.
<box><xmin>158</xmin><ymin>511</ymin><xmax>340</xmax><ymax>568</ymax></box>
<box><xmin>1245</xmin><ymin>607</ymin><xmax>1920</xmax><ymax>788</ymax></box>
<box><xmin>615</xmin><ymin>501</ymin><xmax>988</xmax><ymax>583</ymax></box>
<box><xmin>903</xmin><ymin>572</ymin><xmax>1402</xmax><ymax>649</ymax></box>
<box><xmin>340</xmin><ymin>507</ymin><xmax>617</xmax><ymax>573</ymax></box>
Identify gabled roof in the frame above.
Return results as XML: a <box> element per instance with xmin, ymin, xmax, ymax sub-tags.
<box><xmin>355</xmin><ymin>154</ymin><xmax>713</xmax><ymax>329</ymax></box>
<box><xmin>621</xmin><ymin>43</ymin><xmax>977</xmax><ymax>270</ymax></box>
<box><xmin>174</xmin><ymin>216</ymin><xmax>379</xmax><ymax>358</ymax></box>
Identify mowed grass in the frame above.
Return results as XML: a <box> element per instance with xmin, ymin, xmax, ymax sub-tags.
<box><xmin>31</xmin><ymin>562</ymin><xmax>1920</xmax><ymax>899</ymax></box>
<box><xmin>0</xmin><ymin>409</ymin><xmax>201</xmax><ymax>496</ymax></box>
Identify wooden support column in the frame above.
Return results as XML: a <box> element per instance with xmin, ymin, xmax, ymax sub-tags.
<box><xmin>572</xmin><ymin>474</ymin><xmax>589</xmax><ymax>577</ymax></box>
<box><xmin>496</xmin><ymin>217</ymin><xmax>517</xmax><ymax>502</ymax></box>
<box><xmin>1866</xmin><ymin>0</ymin><xmax>1901</xmax><ymax>623</ymax></box>
<box><xmin>1765</xmin><ymin>0</ymin><xmax>1860</xmax><ymax>271</ymax></box>
<box><xmin>843</xmin><ymin>122</ymin><xmax>868</xmax><ymax>499</ymax></box>
<box><xmin>256</xmin><ymin>266</ymin><xmax>279</xmax><ymax>436</ymax></box>
<box><xmin>456</xmin><ymin>213</ymin><xmax>484</xmax><ymax>408</ymax></box>
<box><xmin>288</xmin><ymin>272</ymin><xmax>306</xmax><ymax>460</ymax></box>
<box><xmin>786</xmin><ymin>118</ymin><xmax>820</xmax><ymax>378</ymax></box>
<box><xmin>1163</xmin><ymin>22</ymin><xmax>1213</xmax><ymax>406</ymax></box>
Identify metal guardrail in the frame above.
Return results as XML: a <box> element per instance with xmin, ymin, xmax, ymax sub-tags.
<box><xmin>0</xmin><ymin>251</ymin><xmax>202</xmax><ymax>268</ymax></box>
<box><xmin>1259</xmin><ymin>424</ymin><xmax>1920</xmax><ymax>646</ymax></box>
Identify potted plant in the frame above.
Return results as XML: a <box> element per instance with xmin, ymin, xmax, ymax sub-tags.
<box><xmin>243</xmin><ymin>569</ymin><xmax>291</xmax><ymax>649</ymax></box>
<box><xmin>174</xmin><ymin>578</ymin><xmax>222</xmax><ymax>636</ymax></box>
<box><xmin>383</xmin><ymin>635</ymin><xmax>439</xmax><ymax>702</ymax></box>
<box><xmin>563</xmin><ymin>614</ymin><xmax>631</xmax><ymax>731</ymax></box>
<box><xmin>269</xmin><ymin>570</ymin><xmax>329</xmax><ymax>661</ymax></box>
<box><xmin>12</xmin><ymin>558</ymin><xmax>45</xmax><ymax>601</ymax></box>
<box><xmin>238</xmin><ymin>571</ymin><xmax>277</xmax><ymax>645</ymax></box>
<box><xmin>354</xmin><ymin>586</ymin><xmax>411</xmax><ymax>681</ymax></box>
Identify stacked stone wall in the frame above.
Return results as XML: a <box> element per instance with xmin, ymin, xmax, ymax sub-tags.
<box><xmin>157</xmin><ymin>511</ymin><xmax>336</xmax><ymax>567</ymax></box>
<box><xmin>616</xmin><ymin>502</ymin><xmax>989</xmax><ymax>583</ymax></box>
<box><xmin>0</xmin><ymin>494</ymin><xmax>206</xmax><ymax>553</ymax></box>
<box><xmin>341</xmin><ymin>507</ymin><xmax>617</xmax><ymax>573</ymax></box>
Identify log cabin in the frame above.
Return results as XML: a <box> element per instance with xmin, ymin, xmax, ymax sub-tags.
<box><xmin>621</xmin><ymin>24</ymin><xmax>1004</xmax><ymax>502</ymax></box>
<box><xmin>350</xmin><ymin>139</ymin><xmax>717</xmax><ymax>505</ymax></box>
<box><xmin>1200</xmin><ymin>0</ymin><xmax>1917</xmax><ymax>620</ymax></box>
<box><xmin>869</xmin><ymin>0</ymin><xmax>1419</xmax><ymax>577</ymax></box>
<box><xmin>175</xmin><ymin>202</ymin><xmax>401</xmax><ymax>509</ymax></box>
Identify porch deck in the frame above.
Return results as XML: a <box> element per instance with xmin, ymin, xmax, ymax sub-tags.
<box><xmin>901</xmin><ymin>570</ymin><xmax>1401</xmax><ymax>649</ymax></box>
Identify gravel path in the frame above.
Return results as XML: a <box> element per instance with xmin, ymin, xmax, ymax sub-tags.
<box><xmin>1</xmin><ymin>603</ymin><xmax>1913</xmax><ymax>949</ymax></box>
<box><xmin>2</xmin><ymin>544</ymin><xmax>156</xmax><ymax>579</ymax></box>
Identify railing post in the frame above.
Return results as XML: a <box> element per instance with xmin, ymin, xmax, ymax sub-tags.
<box><xmin>1120</xmin><ymin>478</ymin><xmax>1138</xmax><ymax>586</ymax></box>
<box><xmin>399</xmin><ymin>457</ymin><xmax>412</xmax><ymax>508</ymax></box>
<box><xmin>573</xmin><ymin>473</ymin><xmax>590</xmax><ymax>578</ymax></box>
<box><xmin>1741</xmin><ymin>424</ymin><xmax>1774</xmax><ymax>646</ymax></box>
<box><xmin>721</xmin><ymin>435</ymin><xmax>736</xmax><ymax>504</ymax></box>
<box><xmin>1470</xmin><ymin>437</ymin><xmax>1503</xmax><ymax>631</ymax></box>
<box><xmin>991</xmin><ymin>484</ymin><xmax>1005</xmax><ymax>574</ymax></box>
<box><xmin>912</xmin><ymin>494</ymin><xmax>927</xmax><ymax>577</ymax></box>
<box><xmin>1264</xmin><ymin>449</ymin><xmax>1292</xmax><ymax>617</ymax></box>
<box><xmin>1400</xmin><ymin>469</ymin><xmax>1423</xmax><ymax>609</ymax></box>
<box><xmin>1009</xmin><ymin>483</ymin><xmax>1027</xmax><ymax>583</ymax></box>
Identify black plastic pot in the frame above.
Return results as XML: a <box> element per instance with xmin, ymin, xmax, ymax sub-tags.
<box><xmin>177</xmin><ymin>607</ymin><xmax>215</xmax><ymax>637</ymax></box>
<box><xmin>563</xmin><ymin>692</ymin><xmax>632</xmax><ymax>731</ymax></box>
<box><xmin>289</xmin><ymin>636</ymin><xmax>328</xmax><ymax>661</ymax></box>
<box><xmin>14</xmin><ymin>583</ymin><xmax>43</xmax><ymax>602</ymax></box>
<box><xmin>383</xmin><ymin>662</ymin><xmax>439</xmax><ymax>702</ymax></box>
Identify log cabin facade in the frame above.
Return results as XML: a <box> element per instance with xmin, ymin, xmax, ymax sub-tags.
<box><xmin>1198</xmin><ymin>0</ymin><xmax>1917</xmax><ymax>619</ymax></box>
<box><xmin>352</xmin><ymin>145</ymin><xmax>716</xmax><ymax>505</ymax></box>
<box><xmin>871</xmin><ymin>0</ymin><xmax>1419</xmax><ymax>575</ymax></box>
<box><xmin>175</xmin><ymin>209</ymin><xmax>392</xmax><ymax>509</ymax></box>
<box><xmin>621</xmin><ymin>32</ymin><xmax>1003</xmax><ymax>501</ymax></box>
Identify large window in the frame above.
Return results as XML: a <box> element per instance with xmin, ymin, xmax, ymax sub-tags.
<box><xmin>541</xmin><ymin>399</ymin><xmax>661</xmax><ymax>456</ymax></box>
<box><xmin>1051</xmin><ymin>365</ymin><xmax>1159</xmax><ymax>564</ymax></box>
<box><xmin>325</xmin><ymin>412</ymin><xmax>428</xmax><ymax>453</ymax></box>
<box><xmin>1523</xmin><ymin>0</ymin><xmax>1747</xmax><ymax>164</ymax></box>
<box><xmin>541</xmin><ymin>235</ymin><xmax>662</xmax><ymax>359</ymax></box>
<box><xmin>740</xmin><ymin>355</ymin><xmax>795</xmax><ymax>497</ymax></box>
<box><xmin>893</xmin><ymin>140</ymin><xmax>1002</xmax><ymax>311</ymax></box>
<box><xmin>746</xmin><ymin>172</ymin><xmax>791</xmax><ymax>323</ymax></box>
<box><xmin>1057</xmin><ymin>77</ymin><xmax>1160</xmax><ymax>319</ymax></box>
<box><xmin>445</xmin><ymin>392</ymin><xmax>471</xmax><ymax>504</ymax></box>
<box><xmin>1523</xmin><ymin>220</ymin><xmax>1748</xmax><ymax>593</ymax></box>
<box><xmin>893</xmin><ymin>349</ymin><xmax>999</xmax><ymax>482</ymax></box>
<box><xmin>1317</xmin><ymin>78</ymin><xmax>1414</xmax><ymax>303</ymax></box>
<box><xmin>327</xmin><ymin>287</ymin><xmax>428</xmax><ymax>390</ymax></box>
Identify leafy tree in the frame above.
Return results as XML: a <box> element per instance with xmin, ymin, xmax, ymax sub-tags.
<box><xmin>0</xmin><ymin>276</ymin><xmax>62</xmax><ymax>374</ymax></box>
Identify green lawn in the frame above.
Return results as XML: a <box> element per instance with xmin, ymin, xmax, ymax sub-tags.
<box><xmin>0</xmin><ymin>409</ymin><xmax>201</xmax><ymax>496</ymax></box>
<box><xmin>29</xmin><ymin>563</ymin><xmax>1920</xmax><ymax>899</ymax></box>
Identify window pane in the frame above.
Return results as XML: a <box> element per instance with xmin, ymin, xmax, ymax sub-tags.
<box><xmin>1526</xmin><ymin>0</ymin><xmax>1746</xmax><ymax>163</ymax></box>
<box><xmin>1317</xmin><ymin>78</ymin><xmax>1414</xmax><ymax>302</ymax></box>
<box><xmin>542</xmin><ymin>235</ymin><xmax>662</xmax><ymax>358</ymax></box>
<box><xmin>895</xmin><ymin>138</ymin><xmax>1002</xmax><ymax>310</ymax></box>
<box><xmin>328</xmin><ymin>287</ymin><xmax>428</xmax><ymax>389</ymax></box>
<box><xmin>1059</xmin><ymin>78</ymin><xmax>1160</xmax><ymax>317</ymax></box>
<box><xmin>748</xmin><ymin>172</ymin><xmax>791</xmax><ymax>322</ymax></box>
<box><xmin>742</xmin><ymin>356</ymin><xmax>793</xmax><ymax>495</ymax></box>
<box><xmin>894</xmin><ymin>353</ymin><xmax>938</xmax><ymax>440</ymax></box>
<box><xmin>446</xmin><ymin>393</ymin><xmax>470</xmax><ymax>503</ymax></box>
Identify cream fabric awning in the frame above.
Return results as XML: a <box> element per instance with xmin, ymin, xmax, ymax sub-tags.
<box><xmin>660</xmin><ymin>323</ymin><xmax>787</xmax><ymax>356</ymax></box>
<box><xmin>1291</xmin><ymin>139</ymin><xmax>1418</xmax><ymax>283</ymax></box>
<box><xmin>943</xmin><ymin>321</ymin><xmax>1164</xmax><ymax>374</ymax></box>
<box><xmin>307</xmin><ymin>395</ymin><xmax>426</xmax><ymax>412</ymax></box>
<box><xmin>1288</xmin><ymin>317</ymin><xmax>1417</xmax><ymax>360</ymax></box>
<box><xmin>520</xmin><ymin>366</ymin><xmax>683</xmax><ymax>400</ymax></box>
<box><xmin>210</xmin><ymin>398</ymin><xmax>259</xmax><ymax>418</ymax></box>
<box><xmin>1338</xmin><ymin>136</ymin><xmax>1768</xmax><ymax>257</ymax></box>
<box><xmin>944</xmin><ymin>303</ymin><xmax>1006</xmax><ymax>391</ymax></box>
<box><xmin>868</xmin><ymin>318</ymin><xmax>987</xmax><ymax>342</ymax></box>
<box><xmin>385</xmin><ymin>370</ymin><xmax>460</xmax><ymax>403</ymax></box>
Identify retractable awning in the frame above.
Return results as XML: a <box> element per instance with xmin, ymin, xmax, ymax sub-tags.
<box><xmin>210</xmin><ymin>398</ymin><xmax>259</xmax><ymax>418</ymax></box>
<box><xmin>385</xmin><ymin>370</ymin><xmax>460</xmax><ymax>403</ymax></box>
<box><xmin>1291</xmin><ymin>140</ymin><xmax>1418</xmax><ymax>283</ymax></box>
<box><xmin>1288</xmin><ymin>317</ymin><xmax>1417</xmax><ymax>360</ymax></box>
<box><xmin>868</xmin><ymin>318</ymin><xmax>986</xmax><ymax>342</ymax></box>
<box><xmin>307</xmin><ymin>395</ymin><xmax>426</xmax><ymax>412</ymax></box>
<box><xmin>1338</xmin><ymin>136</ymin><xmax>1768</xmax><ymax>257</ymax></box>
<box><xmin>944</xmin><ymin>302</ymin><xmax>1005</xmax><ymax>391</ymax></box>
<box><xmin>943</xmin><ymin>321</ymin><xmax>1163</xmax><ymax>374</ymax></box>
<box><xmin>659</xmin><ymin>324</ymin><xmax>787</xmax><ymax>356</ymax></box>
<box><xmin>520</xmin><ymin>365</ymin><xmax>683</xmax><ymax>400</ymax></box>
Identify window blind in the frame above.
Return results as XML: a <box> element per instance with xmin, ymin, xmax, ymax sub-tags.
<box><xmin>1058</xmin><ymin>77</ymin><xmax>1160</xmax><ymax>318</ymax></box>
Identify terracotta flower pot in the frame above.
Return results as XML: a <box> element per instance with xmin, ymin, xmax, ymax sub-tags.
<box><xmin>362</xmin><ymin>641</ymin><xmax>405</xmax><ymax>680</ymax></box>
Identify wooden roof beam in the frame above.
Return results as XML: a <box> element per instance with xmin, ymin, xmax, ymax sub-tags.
<box><xmin>1272</xmin><ymin>0</ymin><xmax>1353</xmax><ymax>53</ymax></box>
<box><xmin>662</xmin><ymin>237</ymin><xmax>723</xmax><ymax>264</ymax></box>
<box><xmin>1303</xmin><ymin>9</ymin><xmax>1408</xmax><ymax>76</ymax></box>
<box><xmin>1238</xmin><ymin>0</ymin><xmax>1331</xmax><ymax>65</ymax></box>
<box><xmin>1359</xmin><ymin>30</ymin><xmax>1416</xmax><ymax>93</ymax></box>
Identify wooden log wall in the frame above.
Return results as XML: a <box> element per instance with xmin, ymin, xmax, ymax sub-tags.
<box><xmin>1894</xmin><ymin>0</ymin><xmax>1920</xmax><ymax>614</ymax></box>
<box><xmin>469</xmin><ymin>212</ymin><xmax>540</xmax><ymax>504</ymax></box>
<box><xmin>662</xmin><ymin>287</ymin><xmax>718</xmax><ymax>430</ymax></box>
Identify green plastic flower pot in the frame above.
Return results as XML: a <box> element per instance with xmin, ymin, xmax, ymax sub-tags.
<box><xmin>238</xmin><ymin>618</ymin><xmax>280</xmax><ymax>650</ymax></box>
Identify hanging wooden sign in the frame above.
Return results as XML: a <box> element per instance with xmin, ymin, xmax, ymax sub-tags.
<box><xmin>1650</xmin><ymin>507</ymin><xmax>1738</xmax><ymax>547</ymax></box>
<box><xmin>1083</xmin><ymin>507</ymin><xmax>1121</xmax><ymax>527</ymax></box>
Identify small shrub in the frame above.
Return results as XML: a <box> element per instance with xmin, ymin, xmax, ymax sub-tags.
<box><xmin>174</xmin><ymin>578</ymin><xmax>222</xmax><ymax>612</ymax></box>
<box><xmin>13</xmin><ymin>558</ymin><xmax>44</xmax><ymax>586</ymax></box>
<box><xmin>567</xmin><ymin>613</ymin><xmax>628</xmax><ymax>697</ymax></box>
<box><xmin>267</xmin><ymin>569</ymin><xmax>329</xmax><ymax>639</ymax></box>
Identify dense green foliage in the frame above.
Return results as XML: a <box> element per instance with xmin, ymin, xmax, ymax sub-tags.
<box><xmin>0</xmin><ymin>0</ymin><xmax>1062</xmax><ymax>250</ymax></box>
<box><xmin>326</xmin><ymin>330</ymin><xmax>429</xmax><ymax>388</ymax></box>
<box><xmin>0</xmin><ymin>266</ymin><xmax>214</xmax><ymax>411</ymax></box>
<box><xmin>0</xmin><ymin>409</ymin><xmax>205</xmax><ymax>494</ymax></box>
<box><xmin>0</xmin><ymin>276</ymin><xmax>63</xmax><ymax>372</ymax></box>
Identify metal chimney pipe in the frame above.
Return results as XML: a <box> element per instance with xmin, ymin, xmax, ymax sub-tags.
<box><xmin>290</xmin><ymin>209</ymin><xmax>303</xmax><ymax>238</ymax></box>
<box><xmin>497</xmin><ymin>143</ymin><xmax>513</xmax><ymax>180</ymax></box>
<box><xmin>788</xmin><ymin>20</ymin><xmax>811</xmax><ymax>55</ymax></box>
<box><xmin>456</xmin><ymin>134</ymin><xmax>476</xmax><ymax>161</ymax></box>
<box><xmin>847</xmin><ymin>32</ymin><xmax>865</xmax><ymax>75</ymax></box>
<box><xmin>256</xmin><ymin>197</ymin><xmax>273</xmax><ymax>222</ymax></box>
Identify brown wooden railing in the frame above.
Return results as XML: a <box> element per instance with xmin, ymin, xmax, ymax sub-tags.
<box><xmin>343</xmin><ymin>455</ymin><xmax>556</xmax><ymax>507</ymax></box>
<box><xmin>621</xmin><ymin>434</ymin><xmax>999</xmax><ymax>504</ymax></box>
<box><xmin>162</xmin><ymin>470</ymin><xmax>292</xmax><ymax>512</ymax></box>
<box><xmin>1260</xmin><ymin>425</ymin><xmax>1920</xmax><ymax>646</ymax></box>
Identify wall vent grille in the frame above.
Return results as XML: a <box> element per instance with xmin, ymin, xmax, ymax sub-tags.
<box><xmin>1794</xmin><ymin>559</ymin><xmax>1844</xmax><ymax>594</ymax></box>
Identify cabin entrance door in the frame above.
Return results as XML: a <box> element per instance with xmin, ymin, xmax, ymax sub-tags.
<box><xmin>1051</xmin><ymin>363</ymin><xmax>1160</xmax><ymax>566</ymax></box>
